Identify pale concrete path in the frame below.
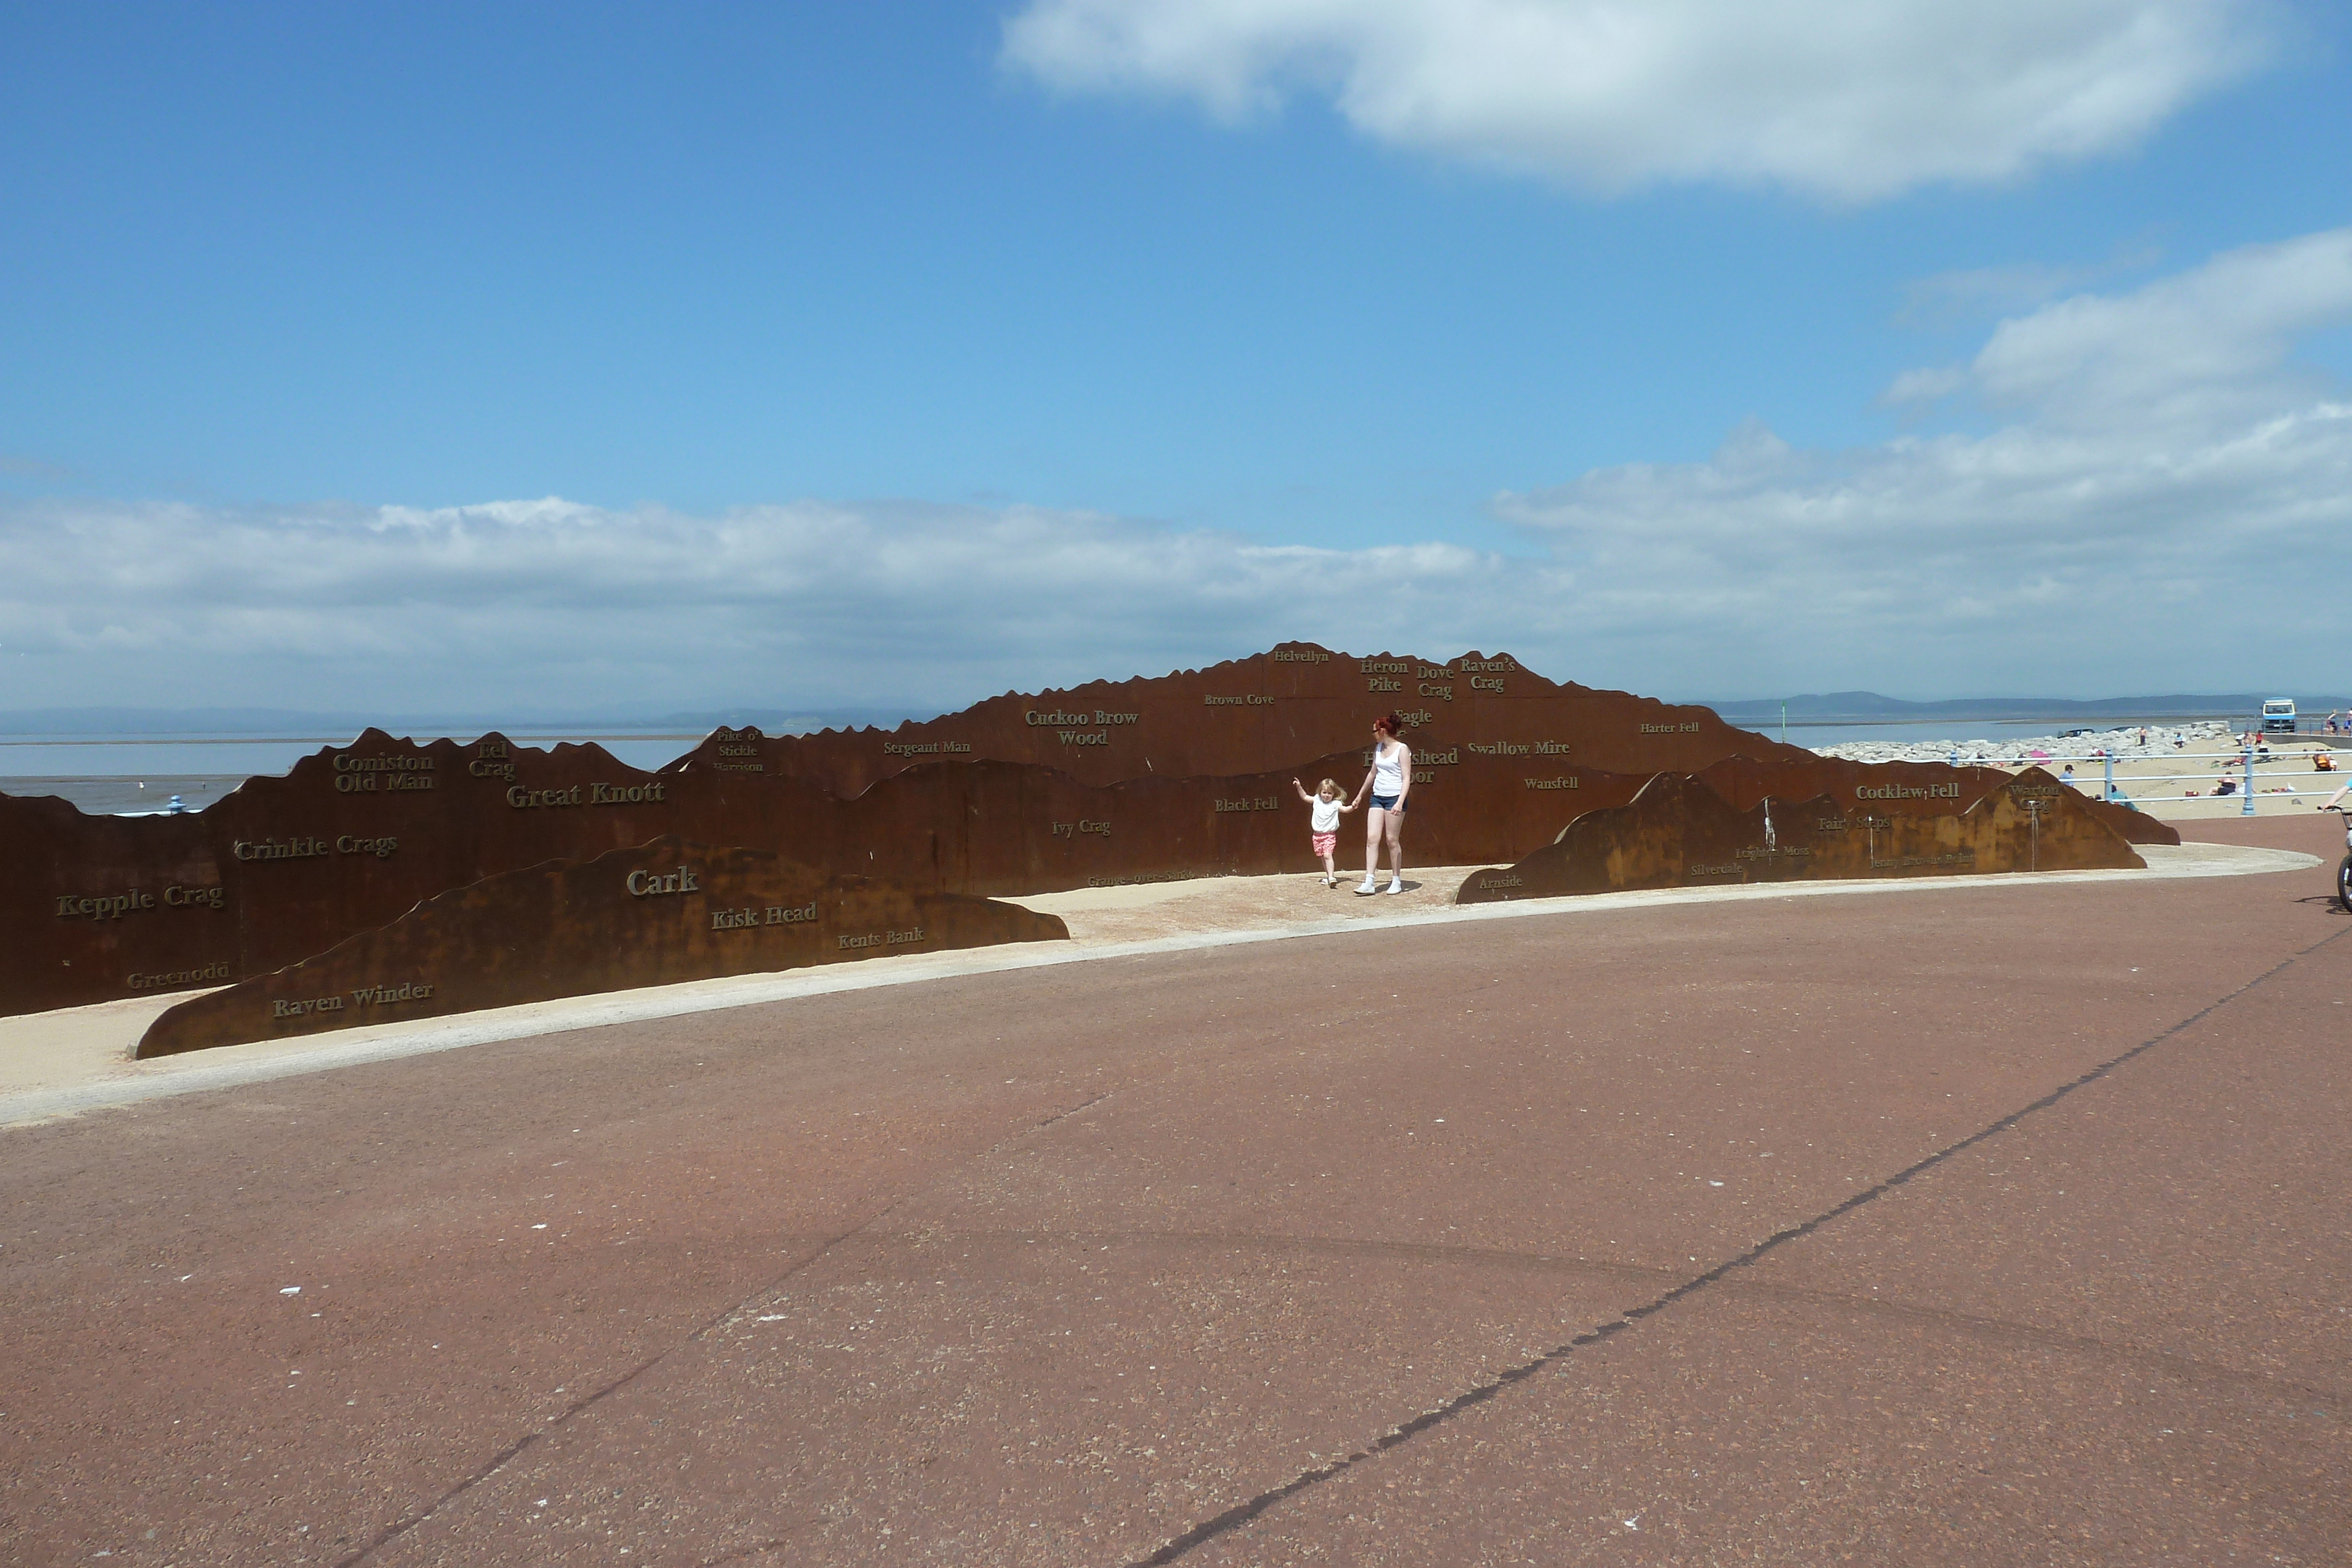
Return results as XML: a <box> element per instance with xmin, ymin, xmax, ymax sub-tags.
<box><xmin>0</xmin><ymin>842</ymin><xmax>2307</xmax><ymax>1127</ymax></box>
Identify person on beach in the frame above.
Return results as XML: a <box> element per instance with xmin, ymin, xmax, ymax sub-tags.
<box><xmin>1351</xmin><ymin>713</ymin><xmax>1412</xmax><ymax>895</ymax></box>
<box><xmin>1291</xmin><ymin>775</ymin><xmax>1357</xmax><ymax>887</ymax></box>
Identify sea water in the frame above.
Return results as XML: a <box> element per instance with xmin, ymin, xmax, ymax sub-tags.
<box><xmin>2</xmin><ymin>716</ymin><xmax>2254</xmax><ymax>813</ymax></box>
<box><xmin>0</xmin><ymin>731</ymin><xmax>716</xmax><ymax>813</ymax></box>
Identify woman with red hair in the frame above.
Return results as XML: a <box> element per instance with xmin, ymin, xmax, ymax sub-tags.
<box><xmin>1351</xmin><ymin>713</ymin><xmax>1411</xmax><ymax>895</ymax></box>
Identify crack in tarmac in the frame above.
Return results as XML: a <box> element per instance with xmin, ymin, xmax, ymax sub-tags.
<box><xmin>332</xmin><ymin>1089</ymin><xmax>1116</xmax><ymax>1568</ymax></box>
<box><xmin>697</xmin><ymin>1221</ymin><xmax>2352</xmax><ymax>1412</ymax></box>
<box><xmin>1124</xmin><ymin>921</ymin><xmax>2352</xmax><ymax>1566</ymax></box>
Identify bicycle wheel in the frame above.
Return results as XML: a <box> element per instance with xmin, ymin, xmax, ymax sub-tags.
<box><xmin>2339</xmin><ymin>854</ymin><xmax>2351</xmax><ymax>914</ymax></box>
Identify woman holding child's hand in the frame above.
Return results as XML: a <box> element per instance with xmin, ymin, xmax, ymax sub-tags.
<box><xmin>1351</xmin><ymin>713</ymin><xmax>1411</xmax><ymax>895</ymax></box>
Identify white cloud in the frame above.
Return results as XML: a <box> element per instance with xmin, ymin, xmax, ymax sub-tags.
<box><xmin>1001</xmin><ymin>0</ymin><xmax>2276</xmax><ymax>201</ymax></box>
<box><xmin>8</xmin><ymin>233</ymin><xmax>2349</xmax><ymax>715</ymax></box>
<box><xmin>0</xmin><ymin>495</ymin><xmax>1571</xmax><ymax>713</ymax></box>
<box><xmin>1967</xmin><ymin>228</ymin><xmax>2352</xmax><ymax>429</ymax></box>
<box><xmin>1496</xmin><ymin>229</ymin><xmax>2352</xmax><ymax>693</ymax></box>
<box><xmin>1885</xmin><ymin>232</ymin><xmax>2352</xmax><ymax>419</ymax></box>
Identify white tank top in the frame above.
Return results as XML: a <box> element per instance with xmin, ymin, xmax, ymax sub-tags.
<box><xmin>1372</xmin><ymin>742</ymin><xmax>1405</xmax><ymax>795</ymax></box>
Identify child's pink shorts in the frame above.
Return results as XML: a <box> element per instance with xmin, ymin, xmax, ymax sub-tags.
<box><xmin>1312</xmin><ymin>832</ymin><xmax>1337</xmax><ymax>857</ymax></box>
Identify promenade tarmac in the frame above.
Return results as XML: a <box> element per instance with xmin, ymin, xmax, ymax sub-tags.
<box><xmin>2</xmin><ymin>815</ymin><xmax>2346</xmax><ymax>1566</ymax></box>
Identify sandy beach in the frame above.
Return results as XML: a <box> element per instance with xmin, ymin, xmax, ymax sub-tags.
<box><xmin>1812</xmin><ymin>720</ymin><xmax>2349</xmax><ymax>821</ymax></box>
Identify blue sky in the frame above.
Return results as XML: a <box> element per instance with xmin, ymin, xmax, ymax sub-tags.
<box><xmin>4</xmin><ymin>1</ymin><xmax>2348</xmax><ymax>714</ymax></box>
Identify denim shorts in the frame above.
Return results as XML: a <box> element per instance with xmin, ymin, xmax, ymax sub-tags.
<box><xmin>1370</xmin><ymin>794</ymin><xmax>1404</xmax><ymax>812</ymax></box>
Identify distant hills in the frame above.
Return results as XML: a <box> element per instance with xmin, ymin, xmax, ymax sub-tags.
<box><xmin>0</xmin><ymin>706</ymin><xmax>926</xmax><ymax>738</ymax></box>
<box><xmin>1700</xmin><ymin>691</ymin><xmax>2348</xmax><ymax>726</ymax></box>
<box><xmin>4</xmin><ymin>690</ymin><xmax>2343</xmax><ymax>739</ymax></box>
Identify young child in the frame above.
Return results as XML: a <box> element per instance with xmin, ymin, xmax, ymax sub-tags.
<box><xmin>1291</xmin><ymin>775</ymin><xmax>1356</xmax><ymax>886</ymax></box>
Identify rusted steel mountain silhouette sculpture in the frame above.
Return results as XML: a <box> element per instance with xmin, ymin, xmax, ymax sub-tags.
<box><xmin>4</xmin><ymin>644</ymin><xmax>2172</xmax><ymax>1018</ymax></box>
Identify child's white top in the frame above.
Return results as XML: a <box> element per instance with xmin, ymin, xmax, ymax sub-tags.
<box><xmin>1311</xmin><ymin>797</ymin><xmax>1342</xmax><ymax>832</ymax></box>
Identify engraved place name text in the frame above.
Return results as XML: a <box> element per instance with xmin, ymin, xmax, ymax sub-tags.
<box><xmin>1271</xmin><ymin>648</ymin><xmax>1329</xmax><ymax>663</ymax></box>
<box><xmin>273</xmin><ymin>980</ymin><xmax>435</xmax><ymax>1020</ymax></box>
<box><xmin>837</xmin><ymin>927</ymin><xmax>926</xmax><ymax>950</ymax></box>
<box><xmin>333</xmin><ymin>753</ymin><xmax>436</xmax><ymax>794</ymax></box>
<box><xmin>469</xmin><ymin>739</ymin><xmax>516</xmax><ymax>781</ymax></box>
<box><xmin>627</xmin><ymin>868</ymin><xmax>699</xmax><ymax>897</ymax></box>
<box><xmin>56</xmin><ymin>883</ymin><xmax>225</xmax><ymax>918</ymax></box>
<box><xmin>711</xmin><ymin>901</ymin><xmax>820</xmax><ymax>930</ymax></box>
<box><xmin>1640</xmin><ymin>721</ymin><xmax>1704</xmax><ymax>734</ymax></box>
<box><xmin>712</xmin><ymin>728</ymin><xmax>760</xmax><ymax>758</ymax></box>
<box><xmin>506</xmin><ymin>781</ymin><xmax>667</xmax><ymax>809</ymax></box>
<box><xmin>273</xmin><ymin>994</ymin><xmax>343</xmax><ymax>1018</ymax></box>
<box><xmin>348</xmin><ymin>982</ymin><xmax>432</xmax><ymax>1007</ymax></box>
<box><xmin>127</xmin><ymin>961</ymin><xmax>232</xmax><ymax>990</ymax></box>
<box><xmin>1523</xmin><ymin>777</ymin><xmax>1581</xmax><ymax>790</ymax></box>
<box><xmin>1467</xmin><ymin>740</ymin><xmax>1572</xmax><ymax>757</ymax></box>
<box><xmin>706</xmin><ymin>728</ymin><xmax>762</xmax><ymax>771</ymax></box>
<box><xmin>1026</xmin><ymin>708</ymin><xmax>1139</xmax><ymax>727</ymax></box>
<box><xmin>883</xmin><ymin>740</ymin><xmax>973</xmax><ymax>757</ymax></box>
<box><xmin>1202</xmin><ymin>694</ymin><xmax>1277</xmax><ymax>706</ymax></box>
<box><xmin>706</xmin><ymin>730</ymin><xmax>768</xmax><ymax>770</ymax></box>
<box><xmin>1478</xmin><ymin>874</ymin><xmax>1524</xmax><ymax>889</ymax></box>
<box><xmin>1214</xmin><ymin>797</ymin><xmax>1280</xmax><ymax>813</ymax></box>
<box><xmin>235</xmin><ymin>834</ymin><xmax>327</xmax><ymax>861</ymax></box>
<box><xmin>225</xmin><ymin>833</ymin><xmax>393</xmax><ymax>863</ymax></box>
<box><xmin>1857</xmin><ymin>782</ymin><xmax>1963</xmax><ymax>800</ymax></box>
<box><xmin>1050</xmin><ymin>820</ymin><xmax>1112</xmax><ymax>838</ymax></box>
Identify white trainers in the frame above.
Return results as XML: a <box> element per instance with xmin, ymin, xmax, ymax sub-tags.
<box><xmin>1384</xmin><ymin>879</ymin><xmax>1405</xmax><ymax>894</ymax></box>
<box><xmin>1355</xmin><ymin>878</ymin><xmax>1378</xmax><ymax>895</ymax></box>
